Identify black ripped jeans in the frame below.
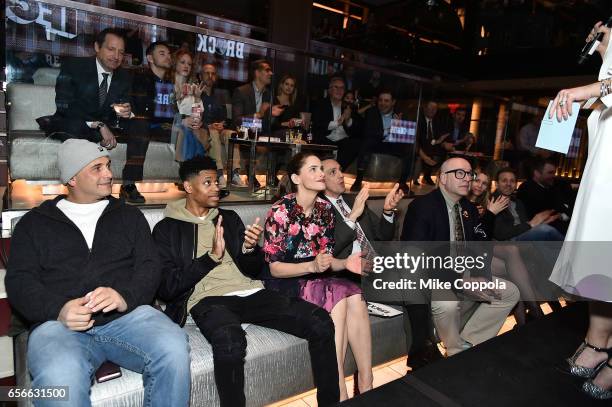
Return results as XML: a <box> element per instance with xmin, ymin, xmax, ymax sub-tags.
<box><xmin>190</xmin><ymin>289</ymin><xmax>340</xmax><ymax>407</ymax></box>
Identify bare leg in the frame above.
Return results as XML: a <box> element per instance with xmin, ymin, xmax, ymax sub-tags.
<box><xmin>345</xmin><ymin>294</ymin><xmax>373</xmax><ymax>393</ymax></box>
<box><xmin>576</xmin><ymin>302</ymin><xmax>612</xmax><ymax>370</ymax></box>
<box><xmin>330</xmin><ymin>298</ymin><xmax>349</xmax><ymax>401</ymax></box>
<box><xmin>492</xmin><ymin>246</ymin><xmax>543</xmax><ymax>317</ymax></box>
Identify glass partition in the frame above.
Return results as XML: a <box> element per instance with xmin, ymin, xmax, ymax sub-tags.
<box><xmin>4</xmin><ymin>0</ymin><xmax>585</xmax><ymax>208</ymax></box>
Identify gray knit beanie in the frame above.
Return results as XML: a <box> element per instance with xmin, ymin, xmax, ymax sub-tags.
<box><xmin>57</xmin><ymin>139</ymin><xmax>110</xmax><ymax>183</ymax></box>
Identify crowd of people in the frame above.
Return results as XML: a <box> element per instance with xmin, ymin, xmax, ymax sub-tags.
<box><xmin>41</xmin><ymin>27</ymin><xmax>489</xmax><ymax>203</ymax></box>
<box><xmin>5</xmin><ymin>20</ymin><xmax>612</xmax><ymax>405</ymax></box>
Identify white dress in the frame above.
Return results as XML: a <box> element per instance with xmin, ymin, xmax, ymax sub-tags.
<box><xmin>549</xmin><ymin>42</ymin><xmax>612</xmax><ymax>302</ymax></box>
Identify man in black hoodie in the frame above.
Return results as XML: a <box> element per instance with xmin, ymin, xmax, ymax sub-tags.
<box><xmin>6</xmin><ymin>139</ymin><xmax>191</xmax><ymax>407</ymax></box>
<box><xmin>152</xmin><ymin>156</ymin><xmax>340</xmax><ymax>407</ymax></box>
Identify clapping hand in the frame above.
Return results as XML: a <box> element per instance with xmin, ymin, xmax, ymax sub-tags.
<box><xmin>244</xmin><ymin>217</ymin><xmax>263</xmax><ymax>250</ymax></box>
<box><xmin>345</xmin><ymin>252</ymin><xmax>364</xmax><ymax>275</ymax></box>
<box><xmin>384</xmin><ymin>183</ymin><xmax>403</xmax><ymax>212</ymax></box>
<box><xmin>349</xmin><ymin>184</ymin><xmax>369</xmax><ymax>222</ymax></box>
<box><xmin>487</xmin><ymin>195</ymin><xmax>510</xmax><ymax>215</ymax></box>
<box><xmin>313</xmin><ymin>248</ymin><xmax>333</xmax><ymax>273</ymax></box>
<box><xmin>212</xmin><ymin>215</ymin><xmax>225</xmax><ymax>259</ymax></box>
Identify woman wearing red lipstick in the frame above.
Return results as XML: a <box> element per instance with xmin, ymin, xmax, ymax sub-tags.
<box><xmin>263</xmin><ymin>152</ymin><xmax>372</xmax><ymax>400</ymax></box>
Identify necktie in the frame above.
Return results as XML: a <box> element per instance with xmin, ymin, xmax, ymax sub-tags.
<box><xmin>427</xmin><ymin>120</ymin><xmax>433</xmax><ymax>140</ymax></box>
<box><xmin>337</xmin><ymin>198</ymin><xmax>375</xmax><ymax>259</ymax></box>
<box><xmin>99</xmin><ymin>73</ymin><xmax>109</xmax><ymax>108</ymax></box>
<box><xmin>453</xmin><ymin>203</ymin><xmax>465</xmax><ymax>242</ymax></box>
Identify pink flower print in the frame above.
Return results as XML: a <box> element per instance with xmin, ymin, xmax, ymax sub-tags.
<box><xmin>273</xmin><ymin>205</ymin><xmax>288</xmax><ymax>224</ymax></box>
<box><xmin>303</xmin><ymin>223</ymin><xmax>320</xmax><ymax>240</ymax></box>
<box><xmin>288</xmin><ymin>223</ymin><xmax>300</xmax><ymax>236</ymax></box>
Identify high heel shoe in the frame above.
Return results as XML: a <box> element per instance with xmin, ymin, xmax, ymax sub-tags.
<box><xmin>566</xmin><ymin>341</ymin><xmax>612</xmax><ymax>378</ymax></box>
<box><xmin>583</xmin><ymin>359</ymin><xmax>612</xmax><ymax>399</ymax></box>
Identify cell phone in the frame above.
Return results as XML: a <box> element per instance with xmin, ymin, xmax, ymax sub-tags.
<box><xmin>95</xmin><ymin>361</ymin><xmax>122</xmax><ymax>383</ymax></box>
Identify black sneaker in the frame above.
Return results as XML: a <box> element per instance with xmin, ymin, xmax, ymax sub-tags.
<box><xmin>120</xmin><ymin>184</ymin><xmax>145</xmax><ymax>204</ymax></box>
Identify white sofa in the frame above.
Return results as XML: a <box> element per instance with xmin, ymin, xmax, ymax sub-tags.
<box><xmin>10</xmin><ymin>201</ymin><xmax>411</xmax><ymax>406</ymax></box>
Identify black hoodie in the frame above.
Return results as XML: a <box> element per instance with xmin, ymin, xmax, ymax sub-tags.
<box><xmin>6</xmin><ymin>195</ymin><xmax>160</xmax><ymax>329</ymax></box>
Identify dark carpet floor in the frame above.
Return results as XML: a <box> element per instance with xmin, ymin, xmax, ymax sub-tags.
<box><xmin>342</xmin><ymin>303</ymin><xmax>612</xmax><ymax>406</ymax></box>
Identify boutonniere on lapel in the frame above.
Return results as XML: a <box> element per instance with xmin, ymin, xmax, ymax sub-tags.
<box><xmin>462</xmin><ymin>210</ymin><xmax>469</xmax><ymax>219</ymax></box>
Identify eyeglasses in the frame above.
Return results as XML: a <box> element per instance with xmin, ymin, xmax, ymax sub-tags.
<box><xmin>444</xmin><ymin>169</ymin><xmax>476</xmax><ymax>180</ymax></box>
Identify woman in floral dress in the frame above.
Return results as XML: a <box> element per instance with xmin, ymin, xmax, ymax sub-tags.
<box><xmin>263</xmin><ymin>152</ymin><xmax>372</xmax><ymax>400</ymax></box>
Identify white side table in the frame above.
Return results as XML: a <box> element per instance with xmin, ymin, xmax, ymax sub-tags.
<box><xmin>0</xmin><ymin>268</ymin><xmax>14</xmax><ymax>379</ymax></box>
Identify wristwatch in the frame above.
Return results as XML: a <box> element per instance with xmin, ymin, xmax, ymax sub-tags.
<box><xmin>96</xmin><ymin>122</ymin><xmax>106</xmax><ymax>130</ymax></box>
<box><xmin>383</xmin><ymin>208</ymin><xmax>398</xmax><ymax>216</ymax></box>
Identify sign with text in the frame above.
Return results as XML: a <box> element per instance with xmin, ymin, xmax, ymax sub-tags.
<box><xmin>385</xmin><ymin>119</ymin><xmax>416</xmax><ymax>144</ymax></box>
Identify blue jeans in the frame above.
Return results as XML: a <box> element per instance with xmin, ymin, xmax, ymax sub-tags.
<box><xmin>27</xmin><ymin>305</ymin><xmax>191</xmax><ymax>407</ymax></box>
<box><xmin>511</xmin><ymin>224</ymin><xmax>565</xmax><ymax>241</ymax></box>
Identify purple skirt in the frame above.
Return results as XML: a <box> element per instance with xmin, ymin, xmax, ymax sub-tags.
<box><xmin>298</xmin><ymin>277</ymin><xmax>362</xmax><ymax>312</ymax></box>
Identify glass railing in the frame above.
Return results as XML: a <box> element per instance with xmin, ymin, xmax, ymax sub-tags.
<box><xmin>4</xmin><ymin>0</ymin><xmax>577</xmax><ymax>207</ymax></box>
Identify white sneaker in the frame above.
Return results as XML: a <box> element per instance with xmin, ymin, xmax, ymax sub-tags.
<box><xmin>231</xmin><ymin>171</ymin><xmax>246</xmax><ymax>187</ymax></box>
<box><xmin>218</xmin><ymin>175</ymin><xmax>227</xmax><ymax>188</ymax></box>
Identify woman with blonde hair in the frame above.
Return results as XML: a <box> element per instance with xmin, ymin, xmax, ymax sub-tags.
<box><xmin>170</xmin><ymin>49</ymin><xmax>208</xmax><ymax>161</ymax></box>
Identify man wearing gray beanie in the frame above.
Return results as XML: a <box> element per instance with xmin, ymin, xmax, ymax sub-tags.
<box><xmin>5</xmin><ymin>139</ymin><xmax>191</xmax><ymax>406</ymax></box>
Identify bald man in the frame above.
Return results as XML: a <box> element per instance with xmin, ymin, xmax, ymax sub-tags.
<box><xmin>401</xmin><ymin>158</ymin><xmax>519</xmax><ymax>357</ymax></box>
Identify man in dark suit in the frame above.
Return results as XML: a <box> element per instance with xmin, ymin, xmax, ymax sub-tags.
<box><xmin>493</xmin><ymin>167</ymin><xmax>565</xmax><ymax>241</ymax></box>
<box><xmin>322</xmin><ymin>158</ymin><xmax>402</xmax><ymax>260</ymax></box>
<box><xmin>352</xmin><ymin>89</ymin><xmax>412</xmax><ymax>193</ymax></box>
<box><xmin>323</xmin><ymin>158</ymin><xmax>411</xmax><ymax>377</ymax></box>
<box><xmin>232</xmin><ymin>59</ymin><xmax>284</xmax><ymax>131</ymax></box>
<box><xmin>413</xmin><ymin>100</ymin><xmax>449</xmax><ymax>185</ymax></box>
<box><xmin>402</xmin><ymin>157</ymin><xmax>519</xmax><ymax>357</ymax></box>
<box><xmin>445</xmin><ymin>107</ymin><xmax>474</xmax><ymax>151</ymax></box>
<box><xmin>231</xmin><ymin>59</ymin><xmax>284</xmax><ymax>188</ymax></box>
<box><xmin>53</xmin><ymin>28</ymin><xmax>131</xmax><ymax>146</ymax></box>
<box><xmin>311</xmin><ymin>76</ymin><xmax>359</xmax><ymax>169</ymax></box>
<box><xmin>52</xmin><ymin>28</ymin><xmax>149</xmax><ymax>203</ymax></box>
<box><xmin>516</xmin><ymin>158</ymin><xmax>573</xmax><ymax>234</ymax></box>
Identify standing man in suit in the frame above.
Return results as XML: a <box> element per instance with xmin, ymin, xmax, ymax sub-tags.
<box><xmin>402</xmin><ymin>157</ymin><xmax>519</xmax><ymax>357</ymax></box>
<box><xmin>231</xmin><ymin>59</ymin><xmax>284</xmax><ymax>188</ymax></box>
<box><xmin>351</xmin><ymin>89</ymin><xmax>412</xmax><ymax>193</ymax></box>
<box><xmin>311</xmin><ymin>76</ymin><xmax>359</xmax><ymax>169</ymax></box>
<box><xmin>413</xmin><ymin>100</ymin><xmax>448</xmax><ymax>185</ymax></box>
<box><xmin>52</xmin><ymin>28</ymin><xmax>151</xmax><ymax>202</ymax></box>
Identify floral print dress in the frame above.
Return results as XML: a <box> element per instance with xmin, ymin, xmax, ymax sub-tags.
<box><xmin>263</xmin><ymin>193</ymin><xmax>361</xmax><ymax>312</ymax></box>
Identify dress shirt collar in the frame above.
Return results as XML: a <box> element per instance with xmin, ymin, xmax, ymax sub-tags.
<box><xmin>95</xmin><ymin>58</ymin><xmax>113</xmax><ymax>86</ymax></box>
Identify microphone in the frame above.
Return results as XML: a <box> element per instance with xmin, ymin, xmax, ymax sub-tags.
<box><xmin>578</xmin><ymin>16</ymin><xmax>612</xmax><ymax>64</ymax></box>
